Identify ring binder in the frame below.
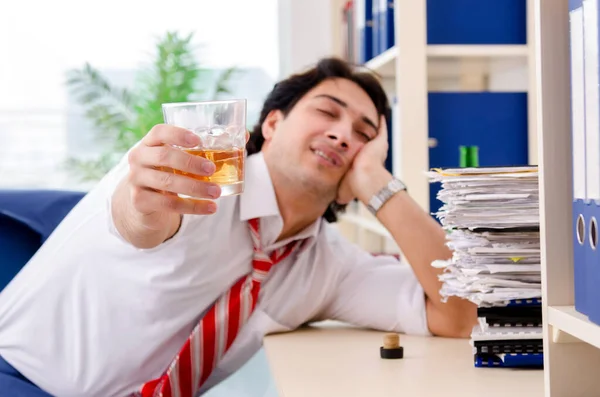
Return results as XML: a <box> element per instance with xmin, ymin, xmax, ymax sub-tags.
<box><xmin>583</xmin><ymin>0</ymin><xmax>600</xmax><ymax>322</ymax></box>
<box><xmin>570</xmin><ymin>0</ymin><xmax>588</xmax><ymax>315</ymax></box>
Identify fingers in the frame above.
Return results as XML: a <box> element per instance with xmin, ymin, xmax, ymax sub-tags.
<box><xmin>129</xmin><ymin>167</ymin><xmax>221</xmax><ymax>200</ymax></box>
<box><xmin>123</xmin><ymin>124</ymin><xmax>225</xmax><ymax>217</ymax></box>
<box><xmin>142</xmin><ymin>124</ymin><xmax>201</xmax><ymax>148</ymax></box>
<box><xmin>130</xmin><ymin>187</ymin><xmax>217</xmax><ymax>216</ymax></box>
<box><xmin>130</xmin><ymin>145</ymin><xmax>216</xmax><ymax>176</ymax></box>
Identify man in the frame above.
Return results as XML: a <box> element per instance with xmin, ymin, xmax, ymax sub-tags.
<box><xmin>0</xmin><ymin>57</ymin><xmax>476</xmax><ymax>397</ymax></box>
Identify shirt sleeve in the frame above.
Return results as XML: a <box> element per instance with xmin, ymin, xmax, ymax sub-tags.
<box><xmin>319</xmin><ymin>224</ymin><xmax>431</xmax><ymax>336</ymax></box>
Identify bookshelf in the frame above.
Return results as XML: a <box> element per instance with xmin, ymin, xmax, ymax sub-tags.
<box><xmin>332</xmin><ymin>0</ymin><xmax>600</xmax><ymax>394</ymax></box>
<box><xmin>537</xmin><ymin>0</ymin><xmax>600</xmax><ymax>395</ymax></box>
<box><xmin>354</xmin><ymin>0</ymin><xmax>600</xmax><ymax>394</ymax></box>
<box><xmin>335</xmin><ymin>0</ymin><xmax>537</xmax><ymax>255</ymax></box>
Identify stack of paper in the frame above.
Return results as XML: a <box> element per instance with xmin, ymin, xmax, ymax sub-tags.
<box><xmin>427</xmin><ymin>166</ymin><xmax>543</xmax><ymax>368</ymax></box>
<box><xmin>432</xmin><ymin>229</ymin><xmax>541</xmax><ymax>307</ymax></box>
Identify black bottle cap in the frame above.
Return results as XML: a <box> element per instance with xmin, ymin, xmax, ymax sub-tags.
<box><xmin>380</xmin><ymin>346</ymin><xmax>404</xmax><ymax>359</ymax></box>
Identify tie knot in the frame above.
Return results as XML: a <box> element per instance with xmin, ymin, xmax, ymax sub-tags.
<box><xmin>248</xmin><ymin>218</ymin><xmax>302</xmax><ymax>283</ymax></box>
<box><xmin>248</xmin><ymin>218</ymin><xmax>262</xmax><ymax>251</ymax></box>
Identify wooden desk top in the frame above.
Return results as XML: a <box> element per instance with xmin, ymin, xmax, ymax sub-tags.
<box><xmin>263</xmin><ymin>322</ymin><xmax>544</xmax><ymax>397</ymax></box>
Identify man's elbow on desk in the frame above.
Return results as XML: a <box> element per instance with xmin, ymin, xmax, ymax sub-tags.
<box><xmin>425</xmin><ymin>296</ymin><xmax>478</xmax><ymax>338</ymax></box>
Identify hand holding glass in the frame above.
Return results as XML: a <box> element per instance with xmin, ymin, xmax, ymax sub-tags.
<box><xmin>162</xmin><ymin>100</ymin><xmax>247</xmax><ymax>197</ymax></box>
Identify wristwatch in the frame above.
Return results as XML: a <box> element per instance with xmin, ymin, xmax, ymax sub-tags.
<box><xmin>366</xmin><ymin>177</ymin><xmax>407</xmax><ymax>215</ymax></box>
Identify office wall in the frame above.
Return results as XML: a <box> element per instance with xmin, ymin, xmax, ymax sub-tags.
<box><xmin>277</xmin><ymin>0</ymin><xmax>341</xmax><ymax>77</ymax></box>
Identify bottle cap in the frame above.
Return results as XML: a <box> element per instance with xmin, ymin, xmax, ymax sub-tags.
<box><xmin>380</xmin><ymin>333</ymin><xmax>404</xmax><ymax>359</ymax></box>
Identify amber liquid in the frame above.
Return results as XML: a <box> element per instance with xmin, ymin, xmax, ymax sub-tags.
<box><xmin>176</xmin><ymin>148</ymin><xmax>244</xmax><ymax>196</ymax></box>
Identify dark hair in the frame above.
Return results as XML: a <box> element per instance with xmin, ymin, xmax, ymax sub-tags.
<box><xmin>246</xmin><ymin>57</ymin><xmax>391</xmax><ymax>223</ymax></box>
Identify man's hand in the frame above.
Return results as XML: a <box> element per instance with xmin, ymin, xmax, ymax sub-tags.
<box><xmin>336</xmin><ymin>115</ymin><xmax>392</xmax><ymax>206</ymax></box>
<box><xmin>127</xmin><ymin>124</ymin><xmax>222</xmax><ymax>220</ymax></box>
<box><xmin>112</xmin><ymin>124</ymin><xmax>223</xmax><ymax>248</ymax></box>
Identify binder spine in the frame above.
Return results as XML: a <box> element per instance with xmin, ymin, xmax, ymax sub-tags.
<box><xmin>585</xmin><ymin>0</ymin><xmax>600</xmax><ymax>325</ymax></box>
<box><xmin>474</xmin><ymin>353</ymin><xmax>543</xmax><ymax>368</ymax></box>
<box><xmin>378</xmin><ymin>0</ymin><xmax>387</xmax><ymax>53</ymax></box>
<box><xmin>386</xmin><ymin>0</ymin><xmax>395</xmax><ymax>50</ymax></box>
<box><xmin>359</xmin><ymin>0</ymin><xmax>374</xmax><ymax>63</ymax></box>
<box><xmin>371</xmin><ymin>0</ymin><xmax>379</xmax><ymax>58</ymax></box>
<box><xmin>474</xmin><ymin>339</ymin><xmax>543</xmax><ymax>355</ymax></box>
<box><xmin>569</xmin><ymin>0</ymin><xmax>587</xmax><ymax>315</ymax></box>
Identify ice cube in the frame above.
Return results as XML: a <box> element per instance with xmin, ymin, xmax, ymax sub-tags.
<box><xmin>194</xmin><ymin>126</ymin><xmax>231</xmax><ymax>149</ymax></box>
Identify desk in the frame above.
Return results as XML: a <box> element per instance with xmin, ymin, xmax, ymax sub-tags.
<box><xmin>263</xmin><ymin>322</ymin><xmax>544</xmax><ymax>397</ymax></box>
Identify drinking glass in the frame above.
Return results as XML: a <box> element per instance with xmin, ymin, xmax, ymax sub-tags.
<box><xmin>162</xmin><ymin>99</ymin><xmax>247</xmax><ymax>197</ymax></box>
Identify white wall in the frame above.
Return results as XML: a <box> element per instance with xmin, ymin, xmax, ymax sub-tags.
<box><xmin>277</xmin><ymin>0</ymin><xmax>339</xmax><ymax>78</ymax></box>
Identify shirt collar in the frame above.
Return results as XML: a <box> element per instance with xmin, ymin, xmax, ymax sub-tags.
<box><xmin>239</xmin><ymin>151</ymin><xmax>280</xmax><ymax>222</ymax></box>
<box><xmin>239</xmin><ymin>152</ymin><xmax>322</xmax><ymax>247</ymax></box>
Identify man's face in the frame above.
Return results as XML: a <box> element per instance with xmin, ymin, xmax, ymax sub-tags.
<box><xmin>261</xmin><ymin>78</ymin><xmax>380</xmax><ymax>200</ymax></box>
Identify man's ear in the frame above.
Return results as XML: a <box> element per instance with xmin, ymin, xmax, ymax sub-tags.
<box><xmin>261</xmin><ymin>110</ymin><xmax>284</xmax><ymax>142</ymax></box>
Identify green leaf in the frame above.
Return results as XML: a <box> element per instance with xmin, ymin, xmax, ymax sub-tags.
<box><xmin>66</xmin><ymin>63</ymin><xmax>135</xmax><ymax>130</ymax></box>
<box><xmin>64</xmin><ymin>30</ymin><xmax>239</xmax><ymax>182</ymax></box>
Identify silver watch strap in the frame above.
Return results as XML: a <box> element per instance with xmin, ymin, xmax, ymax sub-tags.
<box><xmin>366</xmin><ymin>177</ymin><xmax>407</xmax><ymax>215</ymax></box>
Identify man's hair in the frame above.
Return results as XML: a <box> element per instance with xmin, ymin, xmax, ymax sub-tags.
<box><xmin>245</xmin><ymin>57</ymin><xmax>391</xmax><ymax>223</ymax></box>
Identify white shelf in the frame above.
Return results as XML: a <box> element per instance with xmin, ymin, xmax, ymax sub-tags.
<box><xmin>364</xmin><ymin>47</ymin><xmax>397</xmax><ymax>78</ymax></box>
<box><xmin>427</xmin><ymin>44</ymin><xmax>529</xmax><ymax>57</ymax></box>
<box><xmin>547</xmin><ymin>306</ymin><xmax>600</xmax><ymax>349</ymax></box>
<box><xmin>365</xmin><ymin>45</ymin><xmax>530</xmax><ymax>79</ymax></box>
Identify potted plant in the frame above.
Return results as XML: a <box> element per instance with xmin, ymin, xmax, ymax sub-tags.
<box><xmin>66</xmin><ymin>31</ymin><xmax>236</xmax><ymax>182</ymax></box>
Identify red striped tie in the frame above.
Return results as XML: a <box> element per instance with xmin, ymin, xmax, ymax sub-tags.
<box><xmin>139</xmin><ymin>218</ymin><xmax>301</xmax><ymax>397</ymax></box>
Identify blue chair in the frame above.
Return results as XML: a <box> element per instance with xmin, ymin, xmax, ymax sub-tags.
<box><xmin>0</xmin><ymin>190</ymin><xmax>85</xmax><ymax>292</ymax></box>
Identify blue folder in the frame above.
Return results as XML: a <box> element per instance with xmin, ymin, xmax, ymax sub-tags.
<box><xmin>372</xmin><ymin>0</ymin><xmax>380</xmax><ymax>58</ymax></box>
<box><xmin>474</xmin><ymin>353</ymin><xmax>543</xmax><ymax>369</ymax></box>
<box><xmin>385</xmin><ymin>0</ymin><xmax>394</xmax><ymax>51</ymax></box>
<box><xmin>426</xmin><ymin>0</ymin><xmax>526</xmax><ymax>45</ymax></box>
<box><xmin>585</xmin><ymin>0</ymin><xmax>600</xmax><ymax>325</ymax></box>
<box><xmin>375</xmin><ymin>0</ymin><xmax>394</xmax><ymax>54</ymax></box>
<box><xmin>359</xmin><ymin>0</ymin><xmax>374</xmax><ymax>63</ymax></box>
<box><xmin>570</xmin><ymin>0</ymin><xmax>588</xmax><ymax>315</ymax></box>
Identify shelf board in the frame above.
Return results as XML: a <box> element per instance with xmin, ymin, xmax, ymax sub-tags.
<box><xmin>364</xmin><ymin>47</ymin><xmax>397</xmax><ymax>79</ymax></box>
<box><xmin>547</xmin><ymin>306</ymin><xmax>600</xmax><ymax>349</ymax></box>
<box><xmin>427</xmin><ymin>44</ymin><xmax>529</xmax><ymax>57</ymax></box>
<box><xmin>363</xmin><ymin>45</ymin><xmax>528</xmax><ymax>80</ymax></box>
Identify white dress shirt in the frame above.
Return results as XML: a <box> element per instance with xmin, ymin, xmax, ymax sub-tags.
<box><xmin>0</xmin><ymin>152</ymin><xmax>429</xmax><ymax>397</ymax></box>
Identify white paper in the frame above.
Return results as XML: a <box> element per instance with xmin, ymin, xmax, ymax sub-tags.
<box><xmin>571</xmin><ymin>7</ymin><xmax>587</xmax><ymax>200</ymax></box>
<box><xmin>584</xmin><ymin>0</ymin><xmax>600</xmax><ymax>200</ymax></box>
<box><xmin>428</xmin><ymin>166</ymin><xmax>541</xmax><ymax>307</ymax></box>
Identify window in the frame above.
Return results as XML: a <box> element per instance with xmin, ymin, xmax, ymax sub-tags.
<box><xmin>0</xmin><ymin>0</ymin><xmax>279</xmax><ymax>190</ymax></box>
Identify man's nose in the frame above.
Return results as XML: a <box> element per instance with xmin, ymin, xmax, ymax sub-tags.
<box><xmin>326</xmin><ymin>129</ymin><xmax>350</xmax><ymax>150</ymax></box>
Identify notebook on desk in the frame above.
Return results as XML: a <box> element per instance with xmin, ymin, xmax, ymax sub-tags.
<box><xmin>474</xmin><ymin>353</ymin><xmax>543</xmax><ymax>368</ymax></box>
<box><xmin>477</xmin><ymin>304</ymin><xmax>542</xmax><ymax>328</ymax></box>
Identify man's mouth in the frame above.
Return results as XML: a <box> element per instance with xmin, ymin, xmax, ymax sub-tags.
<box><xmin>311</xmin><ymin>148</ymin><xmax>341</xmax><ymax>167</ymax></box>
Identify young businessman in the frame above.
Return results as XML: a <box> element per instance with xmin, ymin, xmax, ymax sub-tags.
<box><xmin>0</xmin><ymin>58</ymin><xmax>476</xmax><ymax>397</ymax></box>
